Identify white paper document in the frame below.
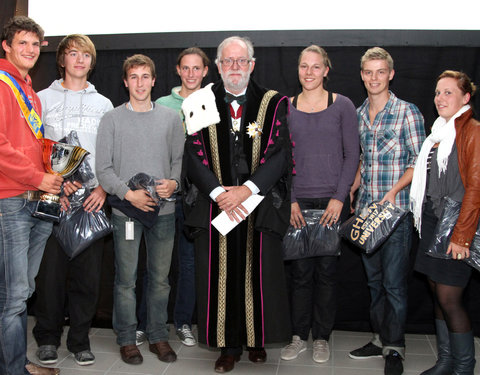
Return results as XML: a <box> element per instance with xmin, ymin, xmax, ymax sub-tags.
<box><xmin>211</xmin><ymin>194</ymin><xmax>264</xmax><ymax>236</ymax></box>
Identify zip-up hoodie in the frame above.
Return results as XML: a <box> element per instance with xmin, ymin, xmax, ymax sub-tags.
<box><xmin>38</xmin><ymin>79</ymin><xmax>113</xmax><ymax>187</ymax></box>
<box><xmin>0</xmin><ymin>59</ymin><xmax>45</xmax><ymax>198</ymax></box>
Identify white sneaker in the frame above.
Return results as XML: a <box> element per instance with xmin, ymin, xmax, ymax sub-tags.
<box><xmin>280</xmin><ymin>335</ymin><xmax>307</xmax><ymax>360</ymax></box>
<box><xmin>136</xmin><ymin>330</ymin><xmax>146</xmax><ymax>346</ymax></box>
<box><xmin>176</xmin><ymin>324</ymin><xmax>197</xmax><ymax>346</ymax></box>
<box><xmin>313</xmin><ymin>339</ymin><xmax>330</xmax><ymax>363</ymax></box>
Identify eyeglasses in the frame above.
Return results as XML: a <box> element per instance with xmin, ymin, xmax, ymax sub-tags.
<box><xmin>219</xmin><ymin>58</ymin><xmax>251</xmax><ymax>67</ymax></box>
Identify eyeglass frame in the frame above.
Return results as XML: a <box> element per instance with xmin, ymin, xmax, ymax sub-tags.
<box><xmin>218</xmin><ymin>57</ymin><xmax>253</xmax><ymax>67</ymax></box>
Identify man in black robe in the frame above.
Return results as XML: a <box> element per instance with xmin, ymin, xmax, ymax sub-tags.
<box><xmin>184</xmin><ymin>36</ymin><xmax>292</xmax><ymax>373</ymax></box>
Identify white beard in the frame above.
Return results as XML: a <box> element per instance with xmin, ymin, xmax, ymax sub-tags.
<box><xmin>221</xmin><ymin>69</ymin><xmax>251</xmax><ymax>93</ymax></box>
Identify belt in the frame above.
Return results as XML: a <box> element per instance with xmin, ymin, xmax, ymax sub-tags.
<box><xmin>15</xmin><ymin>190</ymin><xmax>43</xmax><ymax>201</ymax></box>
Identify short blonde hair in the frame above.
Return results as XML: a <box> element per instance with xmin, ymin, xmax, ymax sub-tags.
<box><xmin>360</xmin><ymin>47</ymin><xmax>394</xmax><ymax>71</ymax></box>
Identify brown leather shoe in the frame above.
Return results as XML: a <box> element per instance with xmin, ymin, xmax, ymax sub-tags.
<box><xmin>149</xmin><ymin>341</ymin><xmax>177</xmax><ymax>363</ymax></box>
<box><xmin>248</xmin><ymin>348</ymin><xmax>267</xmax><ymax>363</ymax></box>
<box><xmin>214</xmin><ymin>354</ymin><xmax>241</xmax><ymax>373</ymax></box>
<box><xmin>25</xmin><ymin>362</ymin><xmax>60</xmax><ymax>374</ymax></box>
<box><xmin>120</xmin><ymin>344</ymin><xmax>143</xmax><ymax>365</ymax></box>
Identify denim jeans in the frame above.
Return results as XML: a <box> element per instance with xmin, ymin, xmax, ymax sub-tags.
<box><xmin>0</xmin><ymin>197</ymin><xmax>53</xmax><ymax>375</ymax></box>
<box><xmin>361</xmin><ymin>213</ymin><xmax>412</xmax><ymax>358</ymax></box>
<box><xmin>173</xmin><ymin>199</ymin><xmax>196</xmax><ymax>329</ymax></box>
<box><xmin>112</xmin><ymin>213</ymin><xmax>174</xmax><ymax>346</ymax></box>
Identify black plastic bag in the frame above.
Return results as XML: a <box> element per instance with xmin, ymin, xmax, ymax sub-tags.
<box><xmin>127</xmin><ymin>172</ymin><xmax>161</xmax><ymax>205</ymax></box>
<box><xmin>283</xmin><ymin>209</ymin><xmax>340</xmax><ymax>260</ymax></box>
<box><xmin>53</xmin><ymin>187</ymin><xmax>112</xmax><ymax>259</ymax></box>
<box><xmin>53</xmin><ymin>131</ymin><xmax>112</xmax><ymax>258</ymax></box>
<box><xmin>127</xmin><ymin>172</ymin><xmax>177</xmax><ymax>206</ymax></box>
<box><xmin>108</xmin><ymin>173</ymin><xmax>179</xmax><ymax>228</ymax></box>
<box><xmin>282</xmin><ymin>224</ymin><xmax>308</xmax><ymax>260</ymax></box>
<box><xmin>339</xmin><ymin>201</ymin><xmax>407</xmax><ymax>254</ymax></box>
<box><xmin>427</xmin><ymin>196</ymin><xmax>480</xmax><ymax>271</ymax></box>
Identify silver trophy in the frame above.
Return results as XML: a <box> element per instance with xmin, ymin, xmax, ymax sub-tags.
<box><xmin>33</xmin><ymin>138</ymin><xmax>89</xmax><ymax>222</ymax></box>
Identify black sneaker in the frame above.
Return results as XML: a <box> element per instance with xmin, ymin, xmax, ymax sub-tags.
<box><xmin>36</xmin><ymin>345</ymin><xmax>58</xmax><ymax>365</ymax></box>
<box><xmin>74</xmin><ymin>349</ymin><xmax>95</xmax><ymax>366</ymax></box>
<box><xmin>384</xmin><ymin>350</ymin><xmax>403</xmax><ymax>375</ymax></box>
<box><xmin>349</xmin><ymin>341</ymin><xmax>383</xmax><ymax>359</ymax></box>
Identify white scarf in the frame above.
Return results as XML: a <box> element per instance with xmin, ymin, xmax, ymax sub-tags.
<box><xmin>410</xmin><ymin>105</ymin><xmax>470</xmax><ymax>235</ymax></box>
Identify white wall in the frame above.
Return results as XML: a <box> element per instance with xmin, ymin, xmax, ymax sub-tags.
<box><xmin>29</xmin><ymin>0</ymin><xmax>480</xmax><ymax>37</ymax></box>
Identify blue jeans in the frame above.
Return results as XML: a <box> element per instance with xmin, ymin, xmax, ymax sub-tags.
<box><xmin>361</xmin><ymin>213</ymin><xmax>412</xmax><ymax>358</ymax></box>
<box><xmin>0</xmin><ymin>198</ymin><xmax>52</xmax><ymax>375</ymax></box>
<box><xmin>112</xmin><ymin>213</ymin><xmax>174</xmax><ymax>346</ymax></box>
<box><xmin>174</xmin><ymin>199</ymin><xmax>196</xmax><ymax>329</ymax></box>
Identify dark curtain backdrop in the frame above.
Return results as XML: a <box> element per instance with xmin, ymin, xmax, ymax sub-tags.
<box><xmin>31</xmin><ymin>46</ymin><xmax>480</xmax><ymax>127</ymax></box>
<box><xmin>29</xmin><ymin>45</ymin><xmax>480</xmax><ymax>335</ymax></box>
<box><xmin>0</xmin><ymin>1</ymin><xmax>16</xmax><ymax>33</ymax></box>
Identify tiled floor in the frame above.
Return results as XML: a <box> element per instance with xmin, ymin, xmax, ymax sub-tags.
<box><xmin>27</xmin><ymin>317</ymin><xmax>480</xmax><ymax>375</ymax></box>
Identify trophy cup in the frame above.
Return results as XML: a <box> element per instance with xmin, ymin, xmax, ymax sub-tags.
<box><xmin>33</xmin><ymin>138</ymin><xmax>89</xmax><ymax>222</ymax></box>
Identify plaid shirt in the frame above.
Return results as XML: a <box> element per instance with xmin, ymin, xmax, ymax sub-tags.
<box><xmin>356</xmin><ymin>91</ymin><xmax>425</xmax><ymax>213</ymax></box>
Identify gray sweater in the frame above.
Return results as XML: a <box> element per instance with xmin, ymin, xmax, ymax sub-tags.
<box><xmin>96</xmin><ymin>103</ymin><xmax>184</xmax><ymax>215</ymax></box>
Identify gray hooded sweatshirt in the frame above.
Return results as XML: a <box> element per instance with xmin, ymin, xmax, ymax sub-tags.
<box><xmin>38</xmin><ymin>79</ymin><xmax>113</xmax><ymax>187</ymax></box>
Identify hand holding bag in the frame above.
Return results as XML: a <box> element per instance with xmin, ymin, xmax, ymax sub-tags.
<box><xmin>427</xmin><ymin>196</ymin><xmax>480</xmax><ymax>271</ymax></box>
<box><xmin>339</xmin><ymin>201</ymin><xmax>407</xmax><ymax>254</ymax></box>
<box><xmin>53</xmin><ymin>187</ymin><xmax>112</xmax><ymax>259</ymax></box>
<box><xmin>283</xmin><ymin>209</ymin><xmax>340</xmax><ymax>260</ymax></box>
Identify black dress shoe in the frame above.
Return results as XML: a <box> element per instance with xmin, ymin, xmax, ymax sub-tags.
<box><xmin>248</xmin><ymin>349</ymin><xmax>267</xmax><ymax>363</ymax></box>
<box><xmin>215</xmin><ymin>354</ymin><xmax>241</xmax><ymax>373</ymax></box>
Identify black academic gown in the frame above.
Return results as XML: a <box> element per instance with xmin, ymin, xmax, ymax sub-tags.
<box><xmin>184</xmin><ymin>79</ymin><xmax>292</xmax><ymax>348</ymax></box>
